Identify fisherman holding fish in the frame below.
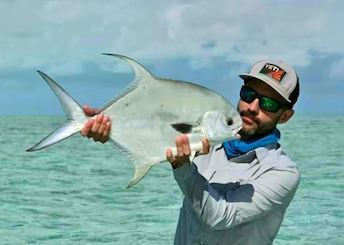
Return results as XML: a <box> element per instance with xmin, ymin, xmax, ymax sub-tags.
<box><xmin>82</xmin><ymin>60</ymin><xmax>300</xmax><ymax>245</ymax></box>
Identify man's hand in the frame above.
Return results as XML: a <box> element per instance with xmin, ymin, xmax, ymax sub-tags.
<box><xmin>80</xmin><ymin>106</ymin><xmax>111</xmax><ymax>143</ymax></box>
<box><xmin>166</xmin><ymin>135</ymin><xmax>210</xmax><ymax>169</ymax></box>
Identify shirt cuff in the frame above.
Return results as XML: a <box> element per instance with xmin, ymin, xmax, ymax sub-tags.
<box><xmin>173</xmin><ymin>161</ymin><xmax>197</xmax><ymax>182</ymax></box>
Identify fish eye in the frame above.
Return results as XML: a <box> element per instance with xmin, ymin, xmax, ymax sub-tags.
<box><xmin>226</xmin><ymin>118</ymin><xmax>233</xmax><ymax>126</ymax></box>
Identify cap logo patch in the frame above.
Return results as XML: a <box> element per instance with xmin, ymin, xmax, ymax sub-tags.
<box><xmin>260</xmin><ymin>63</ymin><xmax>286</xmax><ymax>82</ymax></box>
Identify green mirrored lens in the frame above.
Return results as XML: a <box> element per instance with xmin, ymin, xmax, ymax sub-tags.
<box><xmin>261</xmin><ymin>97</ymin><xmax>280</xmax><ymax>112</ymax></box>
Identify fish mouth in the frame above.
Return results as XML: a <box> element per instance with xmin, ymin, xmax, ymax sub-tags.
<box><xmin>233</xmin><ymin>125</ymin><xmax>242</xmax><ymax>135</ymax></box>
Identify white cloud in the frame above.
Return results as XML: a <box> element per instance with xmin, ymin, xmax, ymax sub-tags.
<box><xmin>0</xmin><ymin>0</ymin><xmax>343</xmax><ymax>74</ymax></box>
<box><xmin>329</xmin><ymin>58</ymin><xmax>344</xmax><ymax>79</ymax></box>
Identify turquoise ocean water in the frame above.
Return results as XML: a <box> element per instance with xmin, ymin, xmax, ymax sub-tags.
<box><xmin>0</xmin><ymin>115</ymin><xmax>343</xmax><ymax>244</ymax></box>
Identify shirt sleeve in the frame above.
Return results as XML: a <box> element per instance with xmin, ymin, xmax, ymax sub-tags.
<box><xmin>173</xmin><ymin>161</ymin><xmax>300</xmax><ymax>230</ymax></box>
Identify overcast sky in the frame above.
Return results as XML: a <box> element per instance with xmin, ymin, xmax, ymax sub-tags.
<box><xmin>1</xmin><ymin>0</ymin><xmax>343</xmax><ymax>116</ymax></box>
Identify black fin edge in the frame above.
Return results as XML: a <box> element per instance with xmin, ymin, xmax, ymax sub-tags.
<box><xmin>171</xmin><ymin>123</ymin><xmax>194</xmax><ymax>134</ymax></box>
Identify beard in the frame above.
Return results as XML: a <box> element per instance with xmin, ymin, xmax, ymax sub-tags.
<box><xmin>238</xmin><ymin>109</ymin><xmax>278</xmax><ymax>140</ymax></box>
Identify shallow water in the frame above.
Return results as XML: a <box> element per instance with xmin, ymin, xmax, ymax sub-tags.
<box><xmin>0</xmin><ymin>115</ymin><xmax>343</xmax><ymax>244</ymax></box>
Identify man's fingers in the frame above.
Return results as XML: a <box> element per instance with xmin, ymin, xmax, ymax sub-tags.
<box><xmin>81</xmin><ymin>109</ymin><xmax>111</xmax><ymax>143</ymax></box>
<box><xmin>196</xmin><ymin>138</ymin><xmax>210</xmax><ymax>156</ymax></box>
<box><xmin>176</xmin><ymin>136</ymin><xmax>184</xmax><ymax>157</ymax></box>
<box><xmin>83</xmin><ymin>105</ymin><xmax>101</xmax><ymax>117</ymax></box>
<box><xmin>166</xmin><ymin>148</ymin><xmax>173</xmax><ymax>162</ymax></box>
<box><xmin>166</xmin><ymin>148</ymin><xmax>180</xmax><ymax>169</ymax></box>
<box><xmin>168</xmin><ymin>135</ymin><xmax>193</xmax><ymax>168</ymax></box>
<box><xmin>100</xmin><ymin>121</ymin><xmax>111</xmax><ymax>143</ymax></box>
<box><xmin>97</xmin><ymin>115</ymin><xmax>109</xmax><ymax>135</ymax></box>
<box><xmin>91</xmin><ymin>114</ymin><xmax>103</xmax><ymax>135</ymax></box>
<box><xmin>181</xmin><ymin>135</ymin><xmax>191</xmax><ymax>155</ymax></box>
<box><xmin>202</xmin><ymin>138</ymin><xmax>210</xmax><ymax>154</ymax></box>
<box><xmin>81</xmin><ymin>120</ymin><xmax>94</xmax><ymax>137</ymax></box>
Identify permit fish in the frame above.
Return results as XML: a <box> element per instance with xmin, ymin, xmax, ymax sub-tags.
<box><xmin>27</xmin><ymin>54</ymin><xmax>242</xmax><ymax>188</ymax></box>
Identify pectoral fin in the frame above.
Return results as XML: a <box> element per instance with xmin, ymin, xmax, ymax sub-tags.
<box><xmin>127</xmin><ymin>164</ymin><xmax>153</xmax><ymax>188</ymax></box>
<box><xmin>171</xmin><ymin>122</ymin><xmax>201</xmax><ymax>134</ymax></box>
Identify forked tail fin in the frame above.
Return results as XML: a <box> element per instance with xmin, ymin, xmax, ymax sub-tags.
<box><xmin>27</xmin><ymin>71</ymin><xmax>88</xmax><ymax>152</ymax></box>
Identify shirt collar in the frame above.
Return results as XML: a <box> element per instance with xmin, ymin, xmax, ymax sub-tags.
<box><xmin>227</xmin><ymin>143</ymin><xmax>279</xmax><ymax>163</ymax></box>
<box><xmin>254</xmin><ymin>143</ymin><xmax>280</xmax><ymax>162</ymax></box>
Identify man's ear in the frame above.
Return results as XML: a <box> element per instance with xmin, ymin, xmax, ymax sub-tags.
<box><xmin>278</xmin><ymin>109</ymin><xmax>294</xmax><ymax>124</ymax></box>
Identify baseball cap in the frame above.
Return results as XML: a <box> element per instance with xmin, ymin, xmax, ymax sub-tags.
<box><xmin>239</xmin><ymin>60</ymin><xmax>299</xmax><ymax>107</ymax></box>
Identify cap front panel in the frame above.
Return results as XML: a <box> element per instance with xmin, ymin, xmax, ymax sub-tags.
<box><xmin>259</xmin><ymin>63</ymin><xmax>287</xmax><ymax>84</ymax></box>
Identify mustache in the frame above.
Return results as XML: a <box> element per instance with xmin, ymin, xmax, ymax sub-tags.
<box><xmin>239</xmin><ymin>110</ymin><xmax>260</xmax><ymax>124</ymax></box>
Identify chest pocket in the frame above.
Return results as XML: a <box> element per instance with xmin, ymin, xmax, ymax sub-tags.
<box><xmin>209</xmin><ymin>181</ymin><xmax>241</xmax><ymax>198</ymax></box>
<box><xmin>207</xmin><ymin>152</ymin><xmax>260</xmax><ymax>198</ymax></box>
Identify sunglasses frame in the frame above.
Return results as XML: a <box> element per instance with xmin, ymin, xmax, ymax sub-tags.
<box><xmin>240</xmin><ymin>86</ymin><xmax>288</xmax><ymax>113</ymax></box>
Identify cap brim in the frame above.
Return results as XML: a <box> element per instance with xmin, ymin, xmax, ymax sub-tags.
<box><xmin>239</xmin><ymin>73</ymin><xmax>291</xmax><ymax>103</ymax></box>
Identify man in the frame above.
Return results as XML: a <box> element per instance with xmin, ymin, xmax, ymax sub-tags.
<box><xmin>82</xmin><ymin>60</ymin><xmax>300</xmax><ymax>245</ymax></box>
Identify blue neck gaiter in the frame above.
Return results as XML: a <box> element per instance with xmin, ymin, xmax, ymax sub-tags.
<box><xmin>222</xmin><ymin>129</ymin><xmax>281</xmax><ymax>159</ymax></box>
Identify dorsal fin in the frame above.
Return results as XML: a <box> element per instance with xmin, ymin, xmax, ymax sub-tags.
<box><xmin>102</xmin><ymin>53</ymin><xmax>154</xmax><ymax>82</ymax></box>
<box><xmin>100</xmin><ymin>54</ymin><xmax>156</xmax><ymax>111</ymax></box>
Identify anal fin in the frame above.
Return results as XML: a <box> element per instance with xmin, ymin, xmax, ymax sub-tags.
<box><xmin>127</xmin><ymin>164</ymin><xmax>153</xmax><ymax>188</ymax></box>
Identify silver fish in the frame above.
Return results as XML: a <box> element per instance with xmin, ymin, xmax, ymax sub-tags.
<box><xmin>27</xmin><ymin>54</ymin><xmax>242</xmax><ymax>188</ymax></box>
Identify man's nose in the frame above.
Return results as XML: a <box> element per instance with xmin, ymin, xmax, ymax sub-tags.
<box><xmin>248</xmin><ymin>98</ymin><xmax>260</xmax><ymax>113</ymax></box>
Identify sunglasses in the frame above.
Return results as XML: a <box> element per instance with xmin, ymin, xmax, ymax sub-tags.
<box><xmin>240</xmin><ymin>86</ymin><xmax>287</xmax><ymax>113</ymax></box>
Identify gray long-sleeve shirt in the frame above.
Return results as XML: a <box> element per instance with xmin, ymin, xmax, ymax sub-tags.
<box><xmin>173</xmin><ymin>143</ymin><xmax>300</xmax><ymax>245</ymax></box>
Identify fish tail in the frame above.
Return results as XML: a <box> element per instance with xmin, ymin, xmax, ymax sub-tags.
<box><xmin>27</xmin><ymin>71</ymin><xmax>87</xmax><ymax>152</ymax></box>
